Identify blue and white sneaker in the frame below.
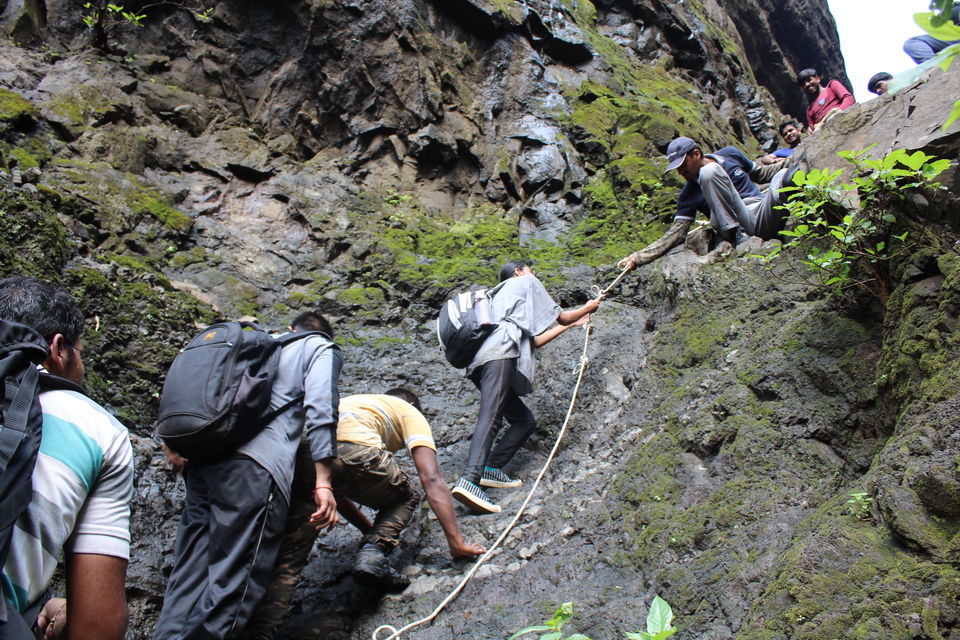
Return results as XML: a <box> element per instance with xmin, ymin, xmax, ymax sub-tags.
<box><xmin>451</xmin><ymin>478</ymin><xmax>501</xmax><ymax>514</ymax></box>
<box><xmin>480</xmin><ymin>466</ymin><xmax>522</xmax><ymax>489</ymax></box>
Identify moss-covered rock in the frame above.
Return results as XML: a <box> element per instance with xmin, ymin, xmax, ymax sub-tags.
<box><xmin>0</xmin><ymin>182</ymin><xmax>70</xmax><ymax>279</ymax></box>
<box><xmin>64</xmin><ymin>261</ymin><xmax>217</xmax><ymax>429</ymax></box>
<box><xmin>0</xmin><ymin>87</ymin><xmax>39</xmax><ymax>136</ymax></box>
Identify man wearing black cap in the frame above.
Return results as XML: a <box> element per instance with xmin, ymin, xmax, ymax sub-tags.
<box><xmin>867</xmin><ymin>72</ymin><xmax>893</xmax><ymax>96</ymax></box>
<box><xmin>618</xmin><ymin>137</ymin><xmax>795</xmax><ymax>270</ymax></box>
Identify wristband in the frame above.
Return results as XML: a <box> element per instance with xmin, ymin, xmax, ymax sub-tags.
<box><xmin>314</xmin><ymin>485</ymin><xmax>333</xmax><ymax>492</ymax></box>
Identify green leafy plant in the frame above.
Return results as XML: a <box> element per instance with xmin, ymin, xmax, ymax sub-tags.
<box><xmin>507</xmin><ymin>596</ymin><xmax>676</xmax><ymax>640</ymax></box>
<box><xmin>625</xmin><ymin>596</ymin><xmax>677</xmax><ymax>640</ymax></box>
<box><xmin>756</xmin><ymin>147</ymin><xmax>951</xmax><ymax>304</ymax></box>
<box><xmin>509</xmin><ymin>602</ymin><xmax>593</xmax><ymax>640</ymax></box>
<box><xmin>81</xmin><ymin>1</ymin><xmax>213</xmax><ymax>51</ymax></box>
<box><xmin>846</xmin><ymin>491</ymin><xmax>873</xmax><ymax>521</ymax></box>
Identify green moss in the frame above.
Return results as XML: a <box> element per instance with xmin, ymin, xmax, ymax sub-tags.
<box><xmin>336</xmin><ymin>287</ymin><xmax>386</xmax><ymax>307</ymax></box>
<box><xmin>4</xmin><ymin>138</ymin><xmax>53</xmax><ymax>173</ymax></box>
<box><xmin>489</xmin><ymin>0</ymin><xmax>524</xmax><ymax>23</ymax></box>
<box><xmin>130</xmin><ymin>182</ymin><xmax>192</xmax><ymax>232</ymax></box>
<box><xmin>100</xmin><ymin>252</ymin><xmax>173</xmax><ymax>288</ymax></box>
<box><xmin>878</xmin><ymin>240</ymin><xmax>960</xmax><ymax>411</ymax></box>
<box><xmin>285</xmin><ymin>291</ymin><xmax>319</xmax><ymax>307</ymax></box>
<box><xmin>741</xmin><ymin>509</ymin><xmax>960</xmax><ymax>640</ymax></box>
<box><xmin>50</xmin><ymin>158</ymin><xmax>192</xmax><ymax>237</ymax></box>
<box><xmin>0</xmin><ymin>88</ymin><xmax>38</xmax><ymax>125</ymax></box>
<box><xmin>9</xmin><ymin>147</ymin><xmax>39</xmax><ymax>169</ymax></box>
<box><xmin>44</xmin><ymin>85</ymin><xmax>114</xmax><ymax>126</ymax></box>
<box><xmin>357</xmin><ymin>200</ymin><xmax>519</xmax><ymax>288</ymax></box>
<box><xmin>651</xmin><ymin>307</ymin><xmax>732</xmax><ymax>369</ymax></box>
<box><xmin>0</xmin><ymin>183</ymin><xmax>71</xmax><ymax>279</ymax></box>
<box><xmin>167</xmin><ymin>246</ymin><xmax>208</xmax><ymax>269</ymax></box>
<box><xmin>372</xmin><ymin>335</ymin><xmax>413</xmax><ymax>347</ymax></box>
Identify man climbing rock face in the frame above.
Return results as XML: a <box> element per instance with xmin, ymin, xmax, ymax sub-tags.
<box><xmin>244</xmin><ymin>389</ymin><xmax>486</xmax><ymax>640</ymax></box>
<box><xmin>797</xmin><ymin>68</ymin><xmax>855</xmax><ymax>131</ymax></box>
<box><xmin>868</xmin><ymin>72</ymin><xmax>894</xmax><ymax>96</ymax></box>
<box><xmin>618</xmin><ymin>136</ymin><xmax>796</xmax><ymax>271</ymax></box>
<box><xmin>153</xmin><ymin>311</ymin><xmax>342</xmax><ymax>640</ymax></box>
<box><xmin>451</xmin><ymin>261</ymin><xmax>599</xmax><ymax>515</ymax></box>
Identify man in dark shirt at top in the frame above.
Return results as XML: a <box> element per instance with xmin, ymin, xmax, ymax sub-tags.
<box><xmin>797</xmin><ymin>68</ymin><xmax>855</xmax><ymax>131</ymax></box>
<box><xmin>618</xmin><ymin>136</ymin><xmax>795</xmax><ymax>270</ymax></box>
<box><xmin>758</xmin><ymin>121</ymin><xmax>803</xmax><ymax>165</ymax></box>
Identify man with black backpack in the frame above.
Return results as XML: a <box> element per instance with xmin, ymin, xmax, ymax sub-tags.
<box><xmin>451</xmin><ymin>261</ymin><xmax>599</xmax><ymax>515</ymax></box>
<box><xmin>0</xmin><ymin>276</ymin><xmax>134</xmax><ymax>640</ymax></box>
<box><xmin>153</xmin><ymin>311</ymin><xmax>343</xmax><ymax>640</ymax></box>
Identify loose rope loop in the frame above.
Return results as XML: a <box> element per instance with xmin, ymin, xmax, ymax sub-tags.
<box><xmin>590</xmin><ymin>263</ymin><xmax>632</xmax><ymax>302</ymax></box>
<box><xmin>371</xmin><ymin>266</ymin><xmax>628</xmax><ymax>640</ymax></box>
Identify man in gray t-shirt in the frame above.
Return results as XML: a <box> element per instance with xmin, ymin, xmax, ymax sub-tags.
<box><xmin>154</xmin><ymin>311</ymin><xmax>342</xmax><ymax>640</ymax></box>
<box><xmin>451</xmin><ymin>260</ymin><xmax>599</xmax><ymax>514</ymax></box>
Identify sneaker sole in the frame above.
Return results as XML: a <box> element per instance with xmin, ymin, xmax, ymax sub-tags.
<box><xmin>451</xmin><ymin>486</ymin><xmax>502</xmax><ymax>514</ymax></box>
<box><xmin>479</xmin><ymin>477</ymin><xmax>522</xmax><ymax>489</ymax></box>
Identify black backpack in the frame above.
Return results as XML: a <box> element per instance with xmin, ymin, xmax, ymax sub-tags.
<box><xmin>0</xmin><ymin>320</ymin><xmax>49</xmax><ymax>624</ymax></box>
<box><xmin>436</xmin><ymin>286</ymin><xmax>500</xmax><ymax>369</ymax></box>
<box><xmin>156</xmin><ymin>322</ymin><xmax>328</xmax><ymax>461</ymax></box>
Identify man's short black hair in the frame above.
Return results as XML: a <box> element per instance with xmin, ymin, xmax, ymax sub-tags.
<box><xmin>290</xmin><ymin>311</ymin><xmax>333</xmax><ymax>337</ymax></box>
<box><xmin>385</xmin><ymin>387</ymin><xmax>421</xmax><ymax>412</ymax></box>
<box><xmin>0</xmin><ymin>276</ymin><xmax>84</xmax><ymax>345</ymax></box>
<box><xmin>796</xmin><ymin>68</ymin><xmax>818</xmax><ymax>84</ymax></box>
<box><xmin>778</xmin><ymin>120</ymin><xmax>801</xmax><ymax>135</ymax></box>
<box><xmin>499</xmin><ymin>260</ymin><xmax>529</xmax><ymax>283</ymax></box>
<box><xmin>867</xmin><ymin>72</ymin><xmax>893</xmax><ymax>94</ymax></box>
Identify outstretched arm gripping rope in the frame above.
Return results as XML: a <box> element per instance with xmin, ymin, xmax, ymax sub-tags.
<box><xmin>372</xmin><ymin>265</ymin><xmax>631</xmax><ymax>640</ymax></box>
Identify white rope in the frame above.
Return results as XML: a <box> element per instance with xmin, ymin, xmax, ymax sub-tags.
<box><xmin>371</xmin><ymin>266</ymin><xmax>629</xmax><ymax>640</ymax></box>
<box><xmin>372</xmin><ymin>323</ymin><xmax>593</xmax><ymax>640</ymax></box>
<box><xmin>590</xmin><ymin>264</ymin><xmax>632</xmax><ymax>302</ymax></box>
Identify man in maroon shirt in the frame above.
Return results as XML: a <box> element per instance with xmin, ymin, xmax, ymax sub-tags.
<box><xmin>797</xmin><ymin>68</ymin><xmax>855</xmax><ymax>131</ymax></box>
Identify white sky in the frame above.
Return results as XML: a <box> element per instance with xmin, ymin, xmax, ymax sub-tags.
<box><xmin>826</xmin><ymin>0</ymin><xmax>932</xmax><ymax>101</ymax></box>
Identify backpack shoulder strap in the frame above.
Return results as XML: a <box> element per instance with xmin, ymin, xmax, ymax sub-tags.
<box><xmin>486</xmin><ymin>280</ymin><xmax>508</xmax><ymax>300</ymax></box>
<box><xmin>261</xmin><ymin>330</ymin><xmax>338</xmax><ymax>423</ymax></box>
<box><xmin>275</xmin><ymin>330</ymin><xmax>331</xmax><ymax>347</ymax></box>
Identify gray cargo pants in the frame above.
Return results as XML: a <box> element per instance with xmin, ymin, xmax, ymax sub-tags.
<box><xmin>699</xmin><ymin>161</ymin><xmax>791</xmax><ymax>241</ymax></box>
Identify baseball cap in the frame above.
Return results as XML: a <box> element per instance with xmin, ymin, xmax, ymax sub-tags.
<box><xmin>664</xmin><ymin>137</ymin><xmax>698</xmax><ymax>172</ymax></box>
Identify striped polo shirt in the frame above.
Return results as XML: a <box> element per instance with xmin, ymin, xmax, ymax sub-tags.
<box><xmin>1</xmin><ymin>385</ymin><xmax>134</xmax><ymax>614</ymax></box>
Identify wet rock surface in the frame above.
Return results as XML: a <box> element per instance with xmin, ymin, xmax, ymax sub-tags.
<box><xmin>0</xmin><ymin>1</ymin><xmax>959</xmax><ymax>639</ymax></box>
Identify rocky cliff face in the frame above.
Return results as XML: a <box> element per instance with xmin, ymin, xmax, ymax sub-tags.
<box><xmin>2</xmin><ymin>1</ymin><xmax>958</xmax><ymax>639</ymax></box>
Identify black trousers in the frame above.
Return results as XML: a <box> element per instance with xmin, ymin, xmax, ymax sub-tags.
<box><xmin>153</xmin><ymin>454</ymin><xmax>287</xmax><ymax>640</ymax></box>
<box><xmin>463</xmin><ymin>358</ymin><xmax>536</xmax><ymax>484</ymax></box>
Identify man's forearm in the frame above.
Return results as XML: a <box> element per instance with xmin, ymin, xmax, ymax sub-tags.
<box><xmin>412</xmin><ymin>448</ymin><xmax>468</xmax><ymax>553</ymax></box>
<box><xmin>314</xmin><ymin>458</ymin><xmax>334</xmax><ymax>489</ymax></box>
<box><xmin>335</xmin><ymin>495</ymin><xmax>373</xmax><ymax>533</ymax></box>
<box><xmin>750</xmin><ymin>159</ymin><xmax>785</xmax><ymax>184</ymax></box>
<box><xmin>630</xmin><ymin>219</ymin><xmax>692</xmax><ymax>266</ymax></box>
<box><xmin>66</xmin><ymin>553</ymin><xmax>128</xmax><ymax>640</ymax></box>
